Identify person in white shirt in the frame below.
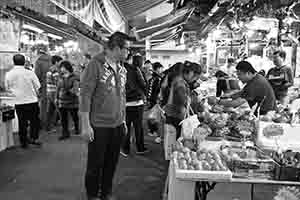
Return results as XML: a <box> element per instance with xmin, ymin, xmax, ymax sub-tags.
<box><xmin>5</xmin><ymin>54</ymin><xmax>42</xmax><ymax>148</ymax></box>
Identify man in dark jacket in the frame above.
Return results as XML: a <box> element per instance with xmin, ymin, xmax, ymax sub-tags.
<box><xmin>147</xmin><ymin>62</ymin><xmax>163</xmax><ymax>109</ymax></box>
<box><xmin>34</xmin><ymin>47</ymin><xmax>52</xmax><ymax>129</ymax></box>
<box><xmin>120</xmin><ymin>54</ymin><xmax>148</xmax><ymax>157</ymax></box>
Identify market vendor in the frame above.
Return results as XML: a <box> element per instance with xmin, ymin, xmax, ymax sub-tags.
<box><xmin>218</xmin><ymin>61</ymin><xmax>276</xmax><ymax>115</ymax></box>
<box><xmin>266</xmin><ymin>50</ymin><xmax>294</xmax><ymax>106</ymax></box>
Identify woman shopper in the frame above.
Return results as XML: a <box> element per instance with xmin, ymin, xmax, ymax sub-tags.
<box><xmin>120</xmin><ymin>55</ymin><xmax>148</xmax><ymax>157</ymax></box>
<box><xmin>56</xmin><ymin>60</ymin><xmax>80</xmax><ymax>140</ymax></box>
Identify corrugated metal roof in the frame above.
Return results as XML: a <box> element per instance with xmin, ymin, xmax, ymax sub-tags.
<box><xmin>112</xmin><ymin>0</ymin><xmax>167</xmax><ymax>19</ymax></box>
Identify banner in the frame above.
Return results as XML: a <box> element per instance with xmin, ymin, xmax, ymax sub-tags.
<box><xmin>50</xmin><ymin>0</ymin><xmax>126</xmax><ymax>33</ymax></box>
<box><xmin>0</xmin><ymin>18</ymin><xmax>20</xmax><ymax>52</ymax></box>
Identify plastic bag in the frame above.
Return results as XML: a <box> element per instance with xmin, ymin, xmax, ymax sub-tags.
<box><xmin>147</xmin><ymin>104</ymin><xmax>165</xmax><ymax>121</ymax></box>
<box><xmin>179</xmin><ymin>115</ymin><xmax>200</xmax><ymax>139</ymax></box>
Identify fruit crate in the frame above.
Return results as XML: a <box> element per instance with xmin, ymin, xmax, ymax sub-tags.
<box><xmin>274</xmin><ymin>166</ymin><xmax>300</xmax><ymax>181</ymax></box>
<box><xmin>220</xmin><ymin>145</ymin><xmax>278</xmax><ymax>179</ymax></box>
<box><xmin>174</xmin><ymin>163</ymin><xmax>233</xmax><ymax>181</ymax></box>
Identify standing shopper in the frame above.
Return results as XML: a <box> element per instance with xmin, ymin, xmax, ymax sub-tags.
<box><xmin>46</xmin><ymin>55</ymin><xmax>62</xmax><ymax>131</ymax></box>
<box><xmin>34</xmin><ymin>47</ymin><xmax>52</xmax><ymax>129</ymax></box>
<box><xmin>164</xmin><ymin>62</ymin><xmax>202</xmax><ymax>139</ymax></box>
<box><xmin>56</xmin><ymin>61</ymin><xmax>80</xmax><ymax>140</ymax></box>
<box><xmin>146</xmin><ymin>62</ymin><xmax>163</xmax><ymax>143</ymax></box>
<box><xmin>80</xmin><ymin>32</ymin><xmax>135</xmax><ymax>200</ymax></box>
<box><xmin>266</xmin><ymin>50</ymin><xmax>294</xmax><ymax>106</ymax></box>
<box><xmin>120</xmin><ymin>55</ymin><xmax>148</xmax><ymax>157</ymax></box>
<box><xmin>147</xmin><ymin>62</ymin><xmax>163</xmax><ymax>109</ymax></box>
<box><xmin>5</xmin><ymin>54</ymin><xmax>41</xmax><ymax>148</ymax></box>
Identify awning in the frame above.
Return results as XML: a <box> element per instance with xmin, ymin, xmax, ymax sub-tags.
<box><xmin>112</xmin><ymin>0</ymin><xmax>167</xmax><ymax>19</ymax></box>
<box><xmin>6</xmin><ymin>6</ymin><xmax>76</xmax><ymax>40</ymax></box>
<box><xmin>50</xmin><ymin>0</ymin><xmax>126</xmax><ymax>33</ymax></box>
<box><xmin>133</xmin><ymin>7</ymin><xmax>194</xmax><ymax>40</ymax></box>
<box><xmin>151</xmin><ymin>26</ymin><xmax>182</xmax><ymax>43</ymax></box>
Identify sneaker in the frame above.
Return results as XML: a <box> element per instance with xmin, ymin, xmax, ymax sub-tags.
<box><xmin>136</xmin><ymin>148</ymin><xmax>150</xmax><ymax>155</ymax></box>
<box><xmin>154</xmin><ymin>137</ymin><xmax>162</xmax><ymax>144</ymax></box>
<box><xmin>120</xmin><ymin>150</ymin><xmax>129</xmax><ymax>157</ymax></box>
<box><xmin>28</xmin><ymin>139</ymin><xmax>42</xmax><ymax>146</ymax></box>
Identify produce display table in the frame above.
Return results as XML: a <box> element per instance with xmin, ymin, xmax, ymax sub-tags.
<box><xmin>168</xmin><ymin>161</ymin><xmax>300</xmax><ymax>200</ymax></box>
<box><xmin>0</xmin><ymin>117</ymin><xmax>14</xmax><ymax>151</ymax></box>
<box><xmin>0</xmin><ymin>96</ymin><xmax>16</xmax><ymax>151</ymax></box>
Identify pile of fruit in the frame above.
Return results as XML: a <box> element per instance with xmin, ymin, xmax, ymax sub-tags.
<box><xmin>173</xmin><ymin>139</ymin><xmax>228</xmax><ymax>171</ymax></box>
<box><xmin>196</xmin><ymin>108</ymin><xmax>256</xmax><ymax>139</ymax></box>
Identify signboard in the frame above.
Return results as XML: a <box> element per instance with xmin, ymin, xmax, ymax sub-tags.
<box><xmin>0</xmin><ymin>18</ymin><xmax>20</xmax><ymax>52</ymax></box>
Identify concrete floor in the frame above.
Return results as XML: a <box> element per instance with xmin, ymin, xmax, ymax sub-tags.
<box><xmin>0</xmin><ymin>129</ymin><xmax>292</xmax><ymax>200</ymax></box>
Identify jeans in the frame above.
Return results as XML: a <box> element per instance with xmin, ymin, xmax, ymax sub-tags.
<box><xmin>59</xmin><ymin>107</ymin><xmax>79</xmax><ymax>136</ymax></box>
<box><xmin>122</xmin><ymin>105</ymin><xmax>145</xmax><ymax>153</ymax></box>
<box><xmin>85</xmin><ymin>124</ymin><xmax>125</xmax><ymax>198</ymax></box>
<box><xmin>15</xmin><ymin>102</ymin><xmax>40</xmax><ymax>146</ymax></box>
<box><xmin>46</xmin><ymin>97</ymin><xmax>59</xmax><ymax>129</ymax></box>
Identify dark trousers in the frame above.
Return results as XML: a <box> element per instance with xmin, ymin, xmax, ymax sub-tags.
<box><xmin>148</xmin><ymin>119</ymin><xmax>159</xmax><ymax>133</ymax></box>
<box><xmin>15</xmin><ymin>102</ymin><xmax>40</xmax><ymax>146</ymax></box>
<box><xmin>85</xmin><ymin>125</ymin><xmax>125</xmax><ymax>198</ymax></box>
<box><xmin>122</xmin><ymin>105</ymin><xmax>145</xmax><ymax>153</ymax></box>
<box><xmin>166</xmin><ymin>116</ymin><xmax>182</xmax><ymax>139</ymax></box>
<box><xmin>59</xmin><ymin>107</ymin><xmax>79</xmax><ymax>136</ymax></box>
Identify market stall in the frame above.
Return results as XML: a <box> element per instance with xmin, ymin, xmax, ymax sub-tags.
<box><xmin>166</xmin><ymin>93</ymin><xmax>300</xmax><ymax>200</ymax></box>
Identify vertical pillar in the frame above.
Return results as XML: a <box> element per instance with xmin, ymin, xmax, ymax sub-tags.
<box><xmin>145</xmin><ymin>13</ymin><xmax>151</xmax><ymax>60</ymax></box>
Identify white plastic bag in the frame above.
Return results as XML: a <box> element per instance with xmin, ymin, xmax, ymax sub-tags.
<box><xmin>179</xmin><ymin>115</ymin><xmax>200</xmax><ymax>139</ymax></box>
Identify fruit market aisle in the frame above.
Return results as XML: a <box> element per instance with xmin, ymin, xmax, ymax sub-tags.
<box><xmin>0</xmin><ymin>130</ymin><xmax>282</xmax><ymax>200</ymax></box>
<box><xmin>0</xmin><ymin>131</ymin><xmax>168</xmax><ymax>200</ymax></box>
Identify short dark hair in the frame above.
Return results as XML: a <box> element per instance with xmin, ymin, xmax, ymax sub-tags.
<box><xmin>13</xmin><ymin>54</ymin><xmax>25</xmax><ymax>66</ymax></box>
<box><xmin>183</xmin><ymin>61</ymin><xmax>202</xmax><ymax>74</ymax></box>
<box><xmin>236</xmin><ymin>61</ymin><xmax>256</xmax><ymax>74</ymax></box>
<box><xmin>144</xmin><ymin>60</ymin><xmax>151</xmax><ymax>65</ymax></box>
<box><xmin>107</xmin><ymin>31</ymin><xmax>136</xmax><ymax>50</ymax></box>
<box><xmin>59</xmin><ymin>60</ymin><xmax>73</xmax><ymax>73</ymax></box>
<box><xmin>273</xmin><ymin>50</ymin><xmax>286</xmax><ymax>60</ymax></box>
<box><xmin>51</xmin><ymin>55</ymin><xmax>63</xmax><ymax>65</ymax></box>
<box><xmin>152</xmin><ymin>62</ymin><xmax>163</xmax><ymax>71</ymax></box>
<box><xmin>132</xmin><ymin>55</ymin><xmax>143</xmax><ymax>68</ymax></box>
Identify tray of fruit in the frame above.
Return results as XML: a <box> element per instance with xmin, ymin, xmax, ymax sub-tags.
<box><xmin>220</xmin><ymin>145</ymin><xmax>277</xmax><ymax>179</ymax></box>
<box><xmin>172</xmin><ymin>139</ymin><xmax>232</xmax><ymax>181</ymax></box>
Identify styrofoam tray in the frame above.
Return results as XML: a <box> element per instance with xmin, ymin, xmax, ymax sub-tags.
<box><xmin>256</xmin><ymin>121</ymin><xmax>300</xmax><ymax>152</ymax></box>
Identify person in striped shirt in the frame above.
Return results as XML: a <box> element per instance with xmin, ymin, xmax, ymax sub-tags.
<box><xmin>45</xmin><ymin>55</ymin><xmax>62</xmax><ymax>131</ymax></box>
